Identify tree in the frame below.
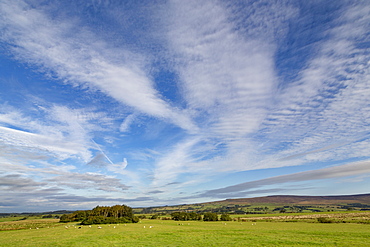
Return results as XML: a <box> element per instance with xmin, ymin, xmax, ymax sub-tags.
<box><xmin>188</xmin><ymin>212</ymin><xmax>202</xmax><ymax>221</ymax></box>
<box><xmin>59</xmin><ymin>204</ymin><xmax>138</xmax><ymax>225</ymax></box>
<box><xmin>171</xmin><ymin>212</ymin><xmax>202</xmax><ymax>221</ymax></box>
<box><xmin>171</xmin><ymin>212</ymin><xmax>187</xmax><ymax>221</ymax></box>
<box><xmin>220</xmin><ymin>214</ymin><xmax>232</xmax><ymax>221</ymax></box>
<box><xmin>150</xmin><ymin>214</ymin><xmax>159</xmax><ymax>219</ymax></box>
<box><xmin>203</xmin><ymin>212</ymin><xmax>218</xmax><ymax>221</ymax></box>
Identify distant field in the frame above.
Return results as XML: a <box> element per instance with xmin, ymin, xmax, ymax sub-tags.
<box><xmin>0</xmin><ymin>217</ymin><xmax>26</xmax><ymax>223</ymax></box>
<box><xmin>1</xmin><ymin>214</ymin><xmax>370</xmax><ymax>246</ymax></box>
<box><xmin>133</xmin><ymin>194</ymin><xmax>370</xmax><ymax>215</ymax></box>
<box><xmin>0</xmin><ymin>218</ymin><xmax>61</xmax><ymax>231</ymax></box>
<box><xmin>233</xmin><ymin>211</ymin><xmax>370</xmax><ymax>224</ymax></box>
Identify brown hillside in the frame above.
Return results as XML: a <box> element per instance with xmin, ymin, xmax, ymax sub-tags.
<box><xmin>207</xmin><ymin>194</ymin><xmax>370</xmax><ymax>205</ymax></box>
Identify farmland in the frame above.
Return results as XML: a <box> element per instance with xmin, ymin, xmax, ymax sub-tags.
<box><xmin>1</xmin><ymin>195</ymin><xmax>369</xmax><ymax>246</ymax></box>
<box><xmin>134</xmin><ymin>194</ymin><xmax>370</xmax><ymax>215</ymax></box>
<box><xmin>1</xmin><ymin>212</ymin><xmax>370</xmax><ymax>246</ymax></box>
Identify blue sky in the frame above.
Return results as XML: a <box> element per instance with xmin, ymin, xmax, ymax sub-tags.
<box><xmin>0</xmin><ymin>0</ymin><xmax>369</xmax><ymax>213</ymax></box>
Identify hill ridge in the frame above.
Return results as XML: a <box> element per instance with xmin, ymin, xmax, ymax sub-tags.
<box><xmin>206</xmin><ymin>193</ymin><xmax>370</xmax><ymax>205</ymax></box>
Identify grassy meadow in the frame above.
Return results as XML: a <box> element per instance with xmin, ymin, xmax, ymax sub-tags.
<box><xmin>1</xmin><ymin>214</ymin><xmax>370</xmax><ymax>246</ymax></box>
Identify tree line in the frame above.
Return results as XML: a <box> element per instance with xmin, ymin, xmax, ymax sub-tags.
<box><xmin>170</xmin><ymin>212</ymin><xmax>232</xmax><ymax>221</ymax></box>
<box><xmin>60</xmin><ymin>205</ymin><xmax>139</xmax><ymax>225</ymax></box>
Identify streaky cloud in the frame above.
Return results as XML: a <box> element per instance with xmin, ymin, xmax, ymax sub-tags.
<box><xmin>201</xmin><ymin>160</ymin><xmax>370</xmax><ymax>198</ymax></box>
<box><xmin>0</xmin><ymin>0</ymin><xmax>197</xmax><ymax>133</ymax></box>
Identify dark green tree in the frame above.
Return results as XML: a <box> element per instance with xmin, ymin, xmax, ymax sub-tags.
<box><xmin>203</xmin><ymin>212</ymin><xmax>218</xmax><ymax>221</ymax></box>
<box><xmin>171</xmin><ymin>212</ymin><xmax>202</xmax><ymax>221</ymax></box>
<box><xmin>220</xmin><ymin>214</ymin><xmax>232</xmax><ymax>221</ymax></box>
<box><xmin>59</xmin><ymin>204</ymin><xmax>137</xmax><ymax>225</ymax></box>
<box><xmin>188</xmin><ymin>212</ymin><xmax>202</xmax><ymax>220</ymax></box>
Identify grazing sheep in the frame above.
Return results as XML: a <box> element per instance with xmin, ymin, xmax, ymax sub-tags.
<box><xmin>98</xmin><ymin>226</ymin><xmax>102</xmax><ymax>229</ymax></box>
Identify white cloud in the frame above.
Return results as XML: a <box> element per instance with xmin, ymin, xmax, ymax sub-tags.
<box><xmin>47</xmin><ymin>172</ymin><xmax>130</xmax><ymax>192</ymax></box>
<box><xmin>0</xmin><ymin>104</ymin><xmax>115</xmax><ymax>163</ymax></box>
<box><xmin>147</xmin><ymin>1</ymin><xmax>370</xmax><ymax>190</ymax></box>
<box><xmin>0</xmin><ymin>0</ymin><xmax>197</xmax><ymax>132</ymax></box>
<box><xmin>146</xmin><ymin>0</ymin><xmax>297</xmax><ymax>184</ymax></box>
<box><xmin>256</xmin><ymin>1</ymin><xmax>370</xmax><ymax>165</ymax></box>
<box><xmin>0</xmin><ymin>0</ymin><xmax>369</xmax><ymax>210</ymax></box>
<box><xmin>119</xmin><ymin>114</ymin><xmax>137</xmax><ymax>133</ymax></box>
<box><xmin>201</xmin><ymin>160</ymin><xmax>370</xmax><ymax>198</ymax></box>
<box><xmin>152</xmin><ymin>137</ymin><xmax>200</xmax><ymax>186</ymax></box>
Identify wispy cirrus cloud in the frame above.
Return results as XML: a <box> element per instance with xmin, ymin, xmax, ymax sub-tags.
<box><xmin>0</xmin><ymin>163</ymin><xmax>134</xmax><ymax>211</ymax></box>
<box><xmin>148</xmin><ymin>0</ymin><xmax>370</xmax><ymax>188</ymax></box>
<box><xmin>200</xmin><ymin>160</ymin><xmax>370</xmax><ymax>199</ymax></box>
<box><xmin>0</xmin><ymin>0</ymin><xmax>196</xmax><ymax>132</ymax></box>
<box><xmin>147</xmin><ymin>0</ymin><xmax>296</xmax><ymax>185</ymax></box>
<box><xmin>259</xmin><ymin>1</ymin><xmax>370</xmax><ymax>165</ymax></box>
<box><xmin>0</xmin><ymin>0</ymin><xmax>369</xmax><ymax>211</ymax></box>
<box><xmin>0</xmin><ymin>103</ymin><xmax>114</xmax><ymax>162</ymax></box>
<box><xmin>0</xmin><ymin>174</ymin><xmax>47</xmax><ymax>191</ymax></box>
<box><xmin>46</xmin><ymin>172</ymin><xmax>130</xmax><ymax>192</ymax></box>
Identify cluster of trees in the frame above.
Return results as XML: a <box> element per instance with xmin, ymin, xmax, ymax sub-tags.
<box><xmin>170</xmin><ymin>212</ymin><xmax>232</xmax><ymax>221</ymax></box>
<box><xmin>171</xmin><ymin>212</ymin><xmax>202</xmax><ymax>221</ymax></box>
<box><xmin>42</xmin><ymin>214</ymin><xmax>59</xmax><ymax>219</ymax></box>
<box><xmin>60</xmin><ymin>205</ymin><xmax>139</xmax><ymax>225</ymax></box>
<box><xmin>203</xmin><ymin>212</ymin><xmax>218</xmax><ymax>221</ymax></box>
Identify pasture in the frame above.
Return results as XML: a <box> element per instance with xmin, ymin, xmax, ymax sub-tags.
<box><xmin>1</xmin><ymin>218</ymin><xmax>370</xmax><ymax>246</ymax></box>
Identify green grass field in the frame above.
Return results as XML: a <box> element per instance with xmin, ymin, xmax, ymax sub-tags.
<box><xmin>1</xmin><ymin>218</ymin><xmax>370</xmax><ymax>246</ymax></box>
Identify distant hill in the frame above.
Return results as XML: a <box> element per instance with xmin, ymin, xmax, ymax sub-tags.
<box><xmin>206</xmin><ymin>193</ymin><xmax>370</xmax><ymax>205</ymax></box>
<box><xmin>0</xmin><ymin>210</ymin><xmax>76</xmax><ymax>217</ymax></box>
<box><xmin>134</xmin><ymin>193</ymin><xmax>370</xmax><ymax>214</ymax></box>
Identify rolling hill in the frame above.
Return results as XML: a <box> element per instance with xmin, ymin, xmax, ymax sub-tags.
<box><xmin>207</xmin><ymin>193</ymin><xmax>370</xmax><ymax>205</ymax></box>
<box><xmin>134</xmin><ymin>193</ymin><xmax>370</xmax><ymax>214</ymax></box>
